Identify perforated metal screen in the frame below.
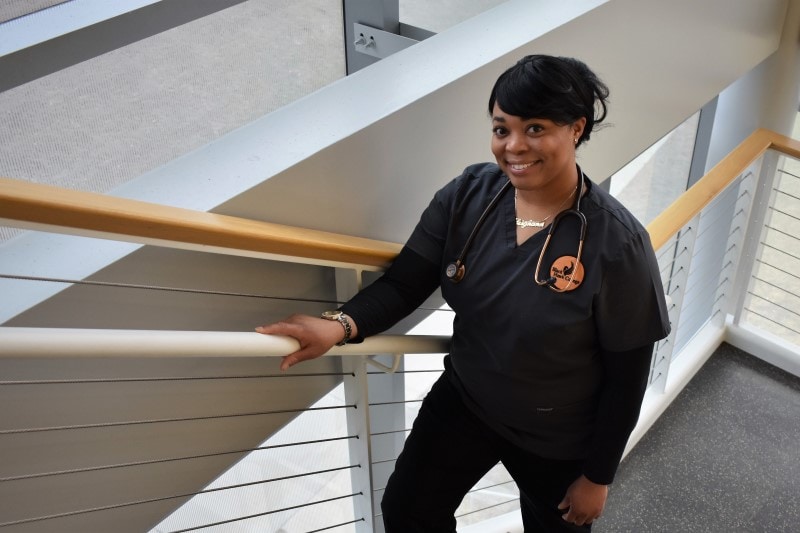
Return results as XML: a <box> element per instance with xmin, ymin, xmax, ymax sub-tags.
<box><xmin>0</xmin><ymin>0</ymin><xmax>344</xmax><ymax>242</ymax></box>
<box><xmin>0</xmin><ymin>0</ymin><xmax>70</xmax><ymax>24</ymax></box>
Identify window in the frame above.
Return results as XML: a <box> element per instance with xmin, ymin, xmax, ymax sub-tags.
<box><xmin>0</xmin><ymin>1</ymin><xmax>344</xmax><ymax>195</ymax></box>
<box><xmin>610</xmin><ymin>112</ymin><xmax>700</xmax><ymax>225</ymax></box>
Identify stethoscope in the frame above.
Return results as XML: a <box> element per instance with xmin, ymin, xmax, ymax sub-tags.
<box><xmin>445</xmin><ymin>168</ymin><xmax>588</xmax><ymax>292</ymax></box>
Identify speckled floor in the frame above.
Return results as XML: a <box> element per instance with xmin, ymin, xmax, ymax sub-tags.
<box><xmin>595</xmin><ymin>343</ymin><xmax>800</xmax><ymax>533</ymax></box>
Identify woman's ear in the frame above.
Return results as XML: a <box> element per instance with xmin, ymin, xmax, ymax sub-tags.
<box><xmin>572</xmin><ymin>116</ymin><xmax>587</xmax><ymax>141</ymax></box>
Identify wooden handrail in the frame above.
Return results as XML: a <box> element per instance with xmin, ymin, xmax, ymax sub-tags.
<box><xmin>0</xmin><ymin>178</ymin><xmax>402</xmax><ymax>270</ymax></box>
<box><xmin>1</xmin><ymin>128</ymin><xmax>798</xmax><ymax>269</ymax></box>
<box><xmin>647</xmin><ymin>128</ymin><xmax>800</xmax><ymax>250</ymax></box>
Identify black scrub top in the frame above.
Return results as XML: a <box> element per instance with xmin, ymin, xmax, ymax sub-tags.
<box><xmin>405</xmin><ymin>163</ymin><xmax>671</xmax><ymax>458</ymax></box>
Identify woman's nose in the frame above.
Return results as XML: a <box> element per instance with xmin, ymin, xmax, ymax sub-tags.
<box><xmin>506</xmin><ymin>132</ymin><xmax>528</xmax><ymax>153</ymax></box>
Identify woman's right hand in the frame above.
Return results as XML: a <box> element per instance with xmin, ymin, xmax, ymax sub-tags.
<box><xmin>255</xmin><ymin>314</ymin><xmax>352</xmax><ymax>371</ymax></box>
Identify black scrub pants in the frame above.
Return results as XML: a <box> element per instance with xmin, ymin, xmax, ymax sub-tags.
<box><xmin>381</xmin><ymin>373</ymin><xmax>592</xmax><ymax>533</ymax></box>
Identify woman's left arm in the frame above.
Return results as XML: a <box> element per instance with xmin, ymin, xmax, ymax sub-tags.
<box><xmin>558</xmin><ymin>343</ymin><xmax>654</xmax><ymax>525</ymax></box>
<box><xmin>584</xmin><ymin>343</ymin><xmax>654</xmax><ymax>483</ymax></box>
<box><xmin>558</xmin><ymin>218</ymin><xmax>669</xmax><ymax>524</ymax></box>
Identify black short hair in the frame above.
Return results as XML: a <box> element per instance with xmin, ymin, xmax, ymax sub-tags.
<box><xmin>488</xmin><ymin>55</ymin><xmax>610</xmax><ymax>147</ymax></box>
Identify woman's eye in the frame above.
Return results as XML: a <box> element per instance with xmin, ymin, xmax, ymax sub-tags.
<box><xmin>492</xmin><ymin>127</ymin><xmax>507</xmax><ymax>136</ymax></box>
<box><xmin>527</xmin><ymin>124</ymin><xmax>543</xmax><ymax>134</ymax></box>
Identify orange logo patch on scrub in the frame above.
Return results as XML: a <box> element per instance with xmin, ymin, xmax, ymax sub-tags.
<box><xmin>549</xmin><ymin>256</ymin><xmax>584</xmax><ymax>291</ymax></box>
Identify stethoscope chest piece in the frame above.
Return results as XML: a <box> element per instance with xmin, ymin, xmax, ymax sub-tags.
<box><xmin>446</xmin><ymin>261</ymin><xmax>466</xmax><ymax>283</ymax></box>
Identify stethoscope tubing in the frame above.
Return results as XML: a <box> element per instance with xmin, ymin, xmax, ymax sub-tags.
<box><xmin>445</xmin><ymin>180</ymin><xmax>513</xmax><ymax>282</ymax></box>
<box><xmin>447</xmin><ymin>167</ymin><xmax>588</xmax><ymax>291</ymax></box>
<box><xmin>533</xmin><ymin>207</ymin><xmax>587</xmax><ymax>291</ymax></box>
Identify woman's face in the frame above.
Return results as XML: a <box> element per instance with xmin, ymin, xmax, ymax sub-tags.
<box><xmin>490</xmin><ymin>103</ymin><xmax>585</xmax><ymax>192</ymax></box>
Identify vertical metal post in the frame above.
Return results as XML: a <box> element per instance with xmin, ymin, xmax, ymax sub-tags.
<box><xmin>335</xmin><ymin>267</ymin><xmax>407</xmax><ymax>533</ymax></box>
<box><xmin>342</xmin><ymin>0</ymin><xmax>399</xmax><ymax>74</ymax></box>
<box><xmin>364</xmin><ymin>353</ymin><xmax>406</xmax><ymax>533</ymax></box>
<box><xmin>672</xmin><ymin>215</ymin><xmax>700</xmax><ymax>349</ymax></box>
<box><xmin>713</xmin><ymin>171</ymin><xmax>757</xmax><ymax>326</ymax></box>
<box><xmin>341</xmin><ymin>350</ymin><xmax>376</xmax><ymax>533</ymax></box>
<box><xmin>729</xmin><ymin>151</ymin><xmax>781</xmax><ymax>324</ymax></box>
<box><xmin>652</xmin><ymin>217</ymin><xmax>698</xmax><ymax>392</ymax></box>
<box><xmin>687</xmin><ymin>97</ymin><xmax>719</xmax><ymax>187</ymax></box>
<box><xmin>335</xmin><ymin>268</ymin><xmax>376</xmax><ymax>533</ymax></box>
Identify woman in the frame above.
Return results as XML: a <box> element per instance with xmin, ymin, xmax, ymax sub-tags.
<box><xmin>257</xmin><ymin>55</ymin><xmax>671</xmax><ymax>532</ymax></box>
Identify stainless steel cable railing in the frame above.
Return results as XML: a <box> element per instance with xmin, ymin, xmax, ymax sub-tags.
<box><xmin>0</xmin><ymin>321</ymin><xmax>448</xmax><ymax>532</ymax></box>
<box><xmin>0</xmin><ymin>435</ymin><xmax>358</xmax><ymax>483</ymax></box>
<box><xmin>0</xmin><ymin>362</ymin><xmax>364</xmax><ymax>531</ymax></box>
<box><xmin>740</xmin><ymin>162</ymin><xmax>800</xmax><ymax>343</ymax></box>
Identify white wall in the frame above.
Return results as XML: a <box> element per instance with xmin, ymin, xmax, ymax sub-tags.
<box><xmin>707</xmin><ymin>0</ymin><xmax>800</xmax><ymax>171</ymax></box>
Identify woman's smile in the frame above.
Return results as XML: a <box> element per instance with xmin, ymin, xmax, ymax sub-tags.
<box><xmin>509</xmin><ymin>161</ymin><xmax>537</xmax><ymax>171</ymax></box>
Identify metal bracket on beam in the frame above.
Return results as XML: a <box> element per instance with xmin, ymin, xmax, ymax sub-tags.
<box><xmin>353</xmin><ymin>22</ymin><xmax>418</xmax><ymax>60</ymax></box>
